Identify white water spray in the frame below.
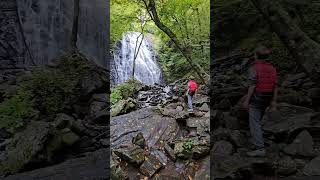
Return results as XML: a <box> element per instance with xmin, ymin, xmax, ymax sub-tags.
<box><xmin>111</xmin><ymin>32</ymin><xmax>163</xmax><ymax>85</ymax></box>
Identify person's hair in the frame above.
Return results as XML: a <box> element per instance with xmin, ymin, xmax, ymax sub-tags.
<box><xmin>254</xmin><ymin>45</ymin><xmax>271</xmax><ymax>60</ymax></box>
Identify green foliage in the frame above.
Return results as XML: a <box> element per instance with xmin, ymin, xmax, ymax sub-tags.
<box><xmin>0</xmin><ymin>94</ymin><xmax>34</xmax><ymax>130</ymax></box>
<box><xmin>111</xmin><ymin>79</ymin><xmax>141</xmax><ymax>105</ymax></box>
<box><xmin>183</xmin><ymin>139</ymin><xmax>194</xmax><ymax>152</ymax></box>
<box><xmin>0</xmin><ymin>54</ymin><xmax>93</xmax><ymax>129</ymax></box>
<box><xmin>111</xmin><ymin>0</ymin><xmax>210</xmax><ymax>83</ymax></box>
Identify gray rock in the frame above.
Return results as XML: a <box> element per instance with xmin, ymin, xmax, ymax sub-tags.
<box><xmin>89</xmin><ymin>101</ymin><xmax>107</xmax><ymax>115</ymax></box>
<box><xmin>112</xmin><ymin>98</ymin><xmax>137</xmax><ymax>117</ymax></box>
<box><xmin>212</xmin><ymin>128</ymin><xmax>231</xmax><ymax>142</ymax></box>
<box><xmin>88</xmin><ymin>109</ymin><xmax>109</xmax><ymax>125</ymax></box>
<box><xmin>0</xmin><ymin>121</ymin><xmax>53</xmax><ymax>174</ymax></box>
<box><xmin>174</xmin><ymin>111</ymin><xmax>189</xmax><ymax>121</ymax></box>
<box><xmin>230</xmin><ymin>130</ymin><xmax>247</xmax><ymax>148</ymax></box>
<box><xmin>192</xmin><ymin>145</ymin><xmax>210</xmax><ymax>160</ymax></box>
<box><xmin>277</xmin><ymin>156</ymin><xmax>297</xmax><ymax>175</ymax></box>
<box><xmin>5</xmin><ymin>149</ymin><xmax>109</xmax><ymax>180</ymax></box>
<box><xmin>199</xmin><ymin>103</ymin><xmax>209</xmax><ymax>112</ymax></box>
<box><xmin>303</xmin><ymin>156</ymin><xmax>320</xmax><ymax>176</ymax></box>
<box><xmin>139</xmin><ymin>154</ymin><xmax>163</xmax><ymax>178</ymax></box>
<box><xmin>113</xmin><ymin>145</ymin><xmax>145</xmax><ymax>166</ymax></box>
<box><xmin>212</xmin><ymin>140</ymin><xmax>234</xmax><ymax>155</ymax></box>
<box><xmin>111</xmin><ymin>158</ymin><xmax>128</xmax><ymax>180</ymax></box>
<box><xmin>284</xmin><ymin>130</ymin><xmax>315</xmax><ymax>157</ymax></box>
<box><xmin>193</xmin><ymin>96</ymin><xmax>209</xmax><ymax>107</ymax></box>
<box><xmin>262</xmin><ymin>103</ymin><xmax>315</xmax><ymax>139</ymax></box>
<box><xmin>176</xmin><ymin>105</ymin><xmax>184</xmax><ymax>112</ymax></box>
<box><xmin>150</xmin><ymin>150</ymin><xmax>167</xmax><ymax>166</ymax></box>
<box><xmin>164</xmin><ymin>143</ymin><xmax>176</xmax><ymax>162</ymax></box>
<box><xmin>14</xmin><ymin>0</ymin><xmax>108</xmax><ymax>67</ymax></box>
<box><xmin>90</xmin><ymin>93</ymin><xmax>108</xmax><ymax>102</ymax></box>
<box><xmin>286</xmin><ymin>73</ymin><xmax>307</xmax><ymax>83</ymax></box>
<box><xmin>111</xmin><ymin>108</ymin><xmax>177</xmax><ymax>149</ymax></box>
<box><xmin>60</xmin><ymin>128</ymin><xmax>80</xmax><ymax>146</ymax></box>
<box><xmin>217</xmin><ymin>98</ymin><xmax>232</xmax><ymax>110</ymax></box>
<box><xmin>194</xmin><ymin>157</ymin><xmax>210</xmax><ymax>180</ymax></box>
<box><xmin>211</xmin><ymin>154</ymin><xmax>251</xmax><ymax>179</ymax></box>
<box><xmin>223</xmin><ymin>112</ymin><xmax>240</xmax><ymax>130</ymax></box>
<box><xmin>131</xmin><ymin>132</ymin><xmax>145</xmax><ymax>149</ymax></box>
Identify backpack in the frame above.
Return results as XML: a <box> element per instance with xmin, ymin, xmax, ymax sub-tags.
<box><xmin>188</xmin><ymin>80</ymin><xmax>198</xmax><ymax>94</ymax></box>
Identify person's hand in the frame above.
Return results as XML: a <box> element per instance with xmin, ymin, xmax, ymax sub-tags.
<box><xmin>243</xmin><ymin>100</ymin><xmax>249</xmax><ymax>110</ymax></box>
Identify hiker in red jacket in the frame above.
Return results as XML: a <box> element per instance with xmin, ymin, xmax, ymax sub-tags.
<box><xmin>185</xmin><ymin>75</ymin><xmax>198</xmax><ymax>113</ymax></box>
<box><xmin>243</xmin><ymin>45</ymin><xmax>278</xmax><ymax>157</ymax></box>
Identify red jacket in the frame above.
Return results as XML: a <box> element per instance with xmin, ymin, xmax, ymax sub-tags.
<box><xmin>254</xmin><ymin>60</ymin><xmax>277</xmax><ymax>92</ymax></box>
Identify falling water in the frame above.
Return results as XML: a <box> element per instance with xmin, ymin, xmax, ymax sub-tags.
<box><xmin>111</xmin><ymin>32</ymin><xmax>163</xmax><ymax>85</ymax></box>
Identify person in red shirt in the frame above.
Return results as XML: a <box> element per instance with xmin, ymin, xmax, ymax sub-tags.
<box><xmin>243</xmin><ymin>45</ymin><xmax>278</xmax><ymax>157</ymax></box>
<box><xmin>184</xmin><ymin>75</ymin><xmax>198</xmax><ymax>113</ymax></box>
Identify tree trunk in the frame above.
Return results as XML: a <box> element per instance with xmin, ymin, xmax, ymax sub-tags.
<box><xmin>251</xmin><ymin>0</ymin><xmax>320</xmax><ymax>83</ymax></box>
<box><xmin>132</xmin><ymin>33</ymin><xmax>144</xmax><ymax>78</ymax></box>
<box><xmin>142</xmin><ymin>0</ymin><xmax>208</xmax><ymax>83</ymax></box>
<box><xmin>70</xmin><ymin>0</ymin><xmax>80</xmax><ymax>52</ymax></box>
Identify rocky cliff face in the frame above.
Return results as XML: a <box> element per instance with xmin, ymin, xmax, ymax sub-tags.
<box><xmin>0</xmin><ymin>0</ymin><xmax>109</xmax><ymax>68</ymax></box>
<box><xmin>0</xmin><ymin>0</ymin><xmax>31</xmax><ymax>68</ymax></box>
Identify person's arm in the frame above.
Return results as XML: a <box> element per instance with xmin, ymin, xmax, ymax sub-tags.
<box><xmin>184</xmin><ymin>88</ymin><xmax>189</xmax><ymax>96</ymax></box>
<box><xmin>243</xmin><ymin>66</ymin><xmax>256</xmax><ymax>109</ymax></box>
<box><xmin>243</xmin><ymin>85</ymin><xmax>255</xmax><ymax>109</ymax></box>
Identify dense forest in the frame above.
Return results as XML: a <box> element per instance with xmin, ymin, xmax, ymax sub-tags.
<box><xmin>111</xmin><ymin>0</ymin><xmax>210</xmax><ymax>84</ymax></box>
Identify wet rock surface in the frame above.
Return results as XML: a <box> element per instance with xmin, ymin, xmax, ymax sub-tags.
<box><xmin>110</xmin><ymin>81</ymin><xmax>211</xmax><ymax>179</ymax></box>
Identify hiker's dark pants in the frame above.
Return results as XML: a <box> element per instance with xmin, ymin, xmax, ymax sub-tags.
<box><xmin>249</xmin><ymin>106</ymin><xmax>266</xmax><ymax>149</ymax></box>
<box><xmin>249</xmin><ymin>92</ymin><xmax>273</xmax><ymax>149</ymax></box>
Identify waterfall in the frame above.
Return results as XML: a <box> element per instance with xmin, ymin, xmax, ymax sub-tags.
<box><xmin>111</xmin><ymin>32</ymin><xmax>163</xmax><ymax>85</ymax></box>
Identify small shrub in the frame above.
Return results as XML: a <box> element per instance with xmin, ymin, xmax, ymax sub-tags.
<box><xmin>183</xmin><ymin>139</ymin><xmax>194</xmax><ymax>152</ymax></box>
<box><xmin>111</xmin><ymin>79</ymin><xmax>141</xmax><ymax>105</ymax></box>
<box><xmin>0</xmin><ymin>53</ymin><xmax>93</xmax><ymax>129</ymax></box>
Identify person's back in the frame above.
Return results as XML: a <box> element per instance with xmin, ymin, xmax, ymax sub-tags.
<box><xmin>185</xmin><ymin>76</ymin><xmax>198</xmax><ymax>112</ymax></box>
<box><xmin>249</xmin><ymin>60</ymin><xmax>277</xmax><ymax>109</ymax></box>
<box><xmin>243</xmin><ymin>45</ymin><xmax>278</xmax><ymax>157</ymax></box>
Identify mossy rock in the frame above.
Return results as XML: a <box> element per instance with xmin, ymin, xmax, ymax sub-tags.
<box><xmin>60</xmin><ymin>128</ymin><xmax>80</xmax><ymax>146</ymax></box>
<box><xmin>111</xmin><ymin>98</ymin><xmax>137</xmax><ymax>117</ymax></box>
<box><xmin>0</xmin><ymin>121</ymin><xmax>52</xmax><ymax>174</ymax></box>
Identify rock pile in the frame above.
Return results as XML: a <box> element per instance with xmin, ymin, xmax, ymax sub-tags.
<box><xmin>111</xmin><ymin>86</ymin><xmax>210</xmax><ymax>179</ymax></box>
<box><xmin>0</xmin><ymin>55</ymin><xmax>110</xmax><ymax>178</ymax></box>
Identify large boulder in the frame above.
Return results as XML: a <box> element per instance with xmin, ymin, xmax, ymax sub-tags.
<box><xmin>262</xmin><ymin>103</ymin><xmax>315</xmax><ymax>141</ymax></box>
<box><xmin>4</xmin><ymin>149</ymin><xmax>109</xmax><ymax>180</ymax></box>
<box><xmin>113</xmin><ymin>145</ymin><xmax>145</xmax><ymax>166</ymax></box>
<box><xmin>211</xmin><ymin>154</ymin><xmax>251</xmax><ymax>179</ymax></box>
<box><xmin>194</xmin><ymin>157</ymin><xmax>210</xmax><ymax>180</ymax></box>
<box><xmin>111</xmin><ymin>98</ymin><xmax>137</xmax><ymax>117</ymax></box>
<box><xmin>212</xmin><ymin>140</ymin><xmax>234</xmax><ymax>155</ymax></box>
<box><xmin>276</xmin><ymin>156</ymin><xmax>297</xmax><ymax>176</ymax></box>
<box><xmin>0</xmin><ymin>121</ymin><xmax>53</xmax><ymax>174</ymax></box>
<box><xmin>303</xmin><ymin>156</ymin><xmax>320</xmax><ymax>176</ymax></box>
<box><xmin>283</xmin><ymin>130</ymin><xmax>315</xmax><ymax>157</ymax></box>
<box><xmin>111</xmin><ymin>108</ymin><xmax>177</xmax><ymax>149</ymax></box>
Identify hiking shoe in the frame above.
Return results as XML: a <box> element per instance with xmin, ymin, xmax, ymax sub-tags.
<box><xmin>188</xmin><ymin>109</ymin><xmax>193</xmax><ymax>113</ymax></box>
<box><xmin>246</xmin><ymin>148</ymin><xmax>266</xmax><ymax>157</ymax></box>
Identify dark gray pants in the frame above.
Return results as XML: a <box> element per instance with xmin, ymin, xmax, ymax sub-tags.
<box><xmin>249</xmin><ymin>105</ymin><xmax>265</xmax><ymax>149</ymax></box>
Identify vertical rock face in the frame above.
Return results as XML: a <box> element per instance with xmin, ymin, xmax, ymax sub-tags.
<box><xmin>78</xmin><ymin>0</ymin><xmax>109</xmax><ymax>68</ymax></box>
<box><xmin>16</xmin><ymin>0</ymin><xmax>74</xmax><ymax>66</ymax></box>
<box><xmin>0</xmin><ymin>0</ymin><xmax>108</xmax><ymax>68</ymax></box>
<box><xmin>0</xmin><ymin>0</ymin><xmax>31</xmax><ymax>68</ymax></box>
